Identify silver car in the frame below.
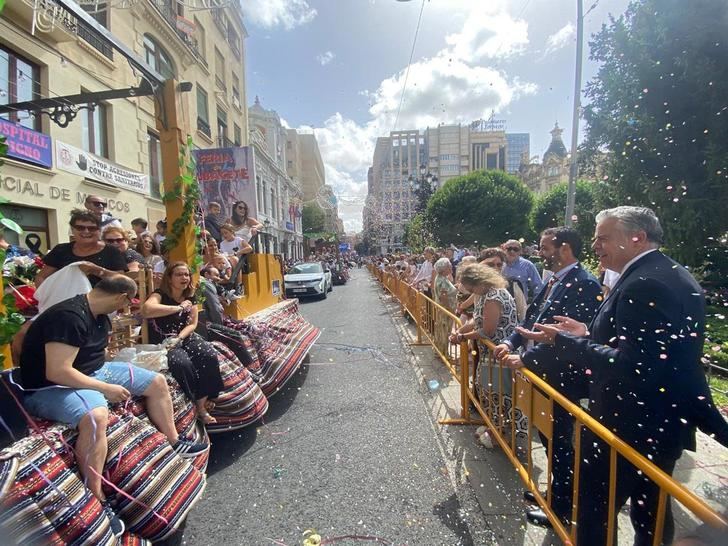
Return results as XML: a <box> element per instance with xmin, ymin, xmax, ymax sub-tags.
<box><xmin>284</xmin><ymin>262</ymin><xmax>333</xmax><ymax>299</ymax></box>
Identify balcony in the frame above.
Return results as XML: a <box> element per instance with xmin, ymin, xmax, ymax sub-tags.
<box><xmin>197</xmin><ymin>117</ymin><xmax>211</xmax><ymax>138</ymax></box>
<box><xmin>77</xmin><ymin>20</ymin><xmax>113</xmax><ymax>59</ymax></box>
<box><xmin>148</xmin><ymin>0</ymin><xmax>204</xmax><ymax>61</ymax></box>
<box><xmin>215</xmin><ymin>75</ymin><xmax>226</xmax><ymax>93</ymax></box>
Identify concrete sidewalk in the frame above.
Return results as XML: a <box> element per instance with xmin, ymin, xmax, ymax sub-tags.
<box><xmin>377</xmin><ymin>284</ymin><xmax>728</xmax><ymax>545</ymax></box>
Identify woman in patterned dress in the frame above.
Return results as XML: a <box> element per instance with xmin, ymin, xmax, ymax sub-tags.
<box><xmin>450</xmin><ymin>263</ymin><xmax>528</xmax><ymax>441</ymax></box>
<box><xmin>432</xmin><ymin>257</ymin><xmax>457</xmax><ymax>356</ymax></box>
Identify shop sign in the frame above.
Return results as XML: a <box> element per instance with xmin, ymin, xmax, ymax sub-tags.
<box><xmin>285</xmin><ymin>221</ymin><xmax>294</xmax><ymax>231</ymax></box>
<box><xmin>0</xmin><ymin>118</ymin><xmax>53</xmax><ymax>168</ymax></box>
<box><xmin>0</xmin><ymin>175</ymin><xmax>71</xmax><ymax>201</ymax></box>
<box><xmin>56</xmin><ymin>141</ymin><xmax>149</xmax><ymax>194</ymax></box>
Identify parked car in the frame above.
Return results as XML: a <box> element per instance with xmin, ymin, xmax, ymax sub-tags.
<box><xmin>284</xmin><ymin>262</ymin><xmax>333</xmax><ymax>299</ymax></box>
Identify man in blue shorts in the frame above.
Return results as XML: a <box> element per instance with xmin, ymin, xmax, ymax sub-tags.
<box><xmin>19</xmin><ymin>274</ymin><xmax>208</xmax><ymax>536</ymax></box>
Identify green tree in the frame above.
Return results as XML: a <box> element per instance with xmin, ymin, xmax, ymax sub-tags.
<box><xmin>425</xmin><ymin>170</ymin><xmax>534</xmax><ymax>247</ymax></box>
<box><xmin>302</xmin><ymin>203</ymin><xmax>325</xmax><ymax>234</ymax></box>
<box><xmin>581</xmin><ymin>0</ymin><xmax>728</xmax><ymax>266</ymax></box>
<box><xmin>402</xmin><ymin>213</ymin><xmax>432</xmax><ymax>253</ymax></box>
<box><xmin>530</xmin><ymin>180</ymin><xmax>598</xmax><ymax>246</ymax></box>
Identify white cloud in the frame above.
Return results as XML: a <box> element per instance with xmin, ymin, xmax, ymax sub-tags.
<box><xmin>316</xmin><ymin>51</ymin><xmax>335</xmax><ymax>66</ymax></box>
<box><xmin>296</xmin><ymin>1</ymin><xmax>536</xmax><ymax>233</ymax></box>
<box><xmin>444</xmin><ymin>4</ymin><xmax>529</xmax><ymax>61</ymax></box>
<box><xmin>241</xmin><ymin>0</ymin><xmax>317</xmax><ymax>30</ymax></box>
<box><xmin>544</xmin><ymin>22</ymin><xmax>575</xmax><ymax>55</ymax></box>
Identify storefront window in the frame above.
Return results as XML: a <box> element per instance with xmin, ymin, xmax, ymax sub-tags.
<box><xmin>81</xmin><ymin>102</ymin><xmax>108</xmax><ymax>157</ymax></box>
<box><xmin>0</xmin><ymin>204</ymin><xmax>49</xmax><ymax>254</ymax></box>
<box><xmin>0</xmin><ymin>45</ymin><xmax>41</xmax><ymax>131</ymax></box>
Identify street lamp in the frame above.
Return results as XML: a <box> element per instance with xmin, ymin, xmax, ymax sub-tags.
<box><xmin>408</xmin><ymin>164</ymin><xmax>438</xmax><ymax>212</ymax></box>
<box><xmin>263</xmin><ymin>218</ymin><xmax>271</xmax><ymax>254</ymax></box>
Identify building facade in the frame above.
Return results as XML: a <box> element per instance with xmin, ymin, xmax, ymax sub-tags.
<box><xmin>285</xmin><ymin>129</ymin><xmax>344</xmax><ymax>239</ymax></box>
<box><xmin>248</xmin><ymin>98</ymin><xmax>304</xmax><ymax>260</ymax></box>
<box><xmin>363</xmin><ymin>123</ymin><xmax>508</xmax><ymax>254</ymax></box>
<box><xmin>518</xmin><ymin>123</ymin><xmax>570</xmax><ymax>194</ymax></box>
<box><xmin>0</xmin><ymin>1</ymin><xmax>248</xmax><ymax>251</ymax></box>
<box><xmin>505</xmin><ymin>133</ymin><xmax>530</xmax><ymax>174</ymax></box>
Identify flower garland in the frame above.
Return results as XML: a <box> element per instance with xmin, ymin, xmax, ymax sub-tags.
<box><xmin>161</xmin><ymin>135</ymin><xmax>204</xmax><ymax>275</ymax></box>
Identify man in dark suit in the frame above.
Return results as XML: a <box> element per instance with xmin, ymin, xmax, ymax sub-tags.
<box><xmin>506</xmin><ymin>206</ymin><xmax>728</xmax><ymax>545</ymax></box>
<box><xmin>494</xmin><ymin>226</ymin><xmax>602</xmax><ymax>527</ymax></box>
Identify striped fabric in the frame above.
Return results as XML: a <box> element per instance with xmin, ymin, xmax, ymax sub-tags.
<box><xmin>205</xmin><ymin>342</ymin><xmax>269</xmax><ymax>434</ymax></box>
<box><xmin>222</xmin><ymin>299</ymin><xmax>320</xmax><ymax>397</ymax></box>
<box><xmin>125</xmin><ymin>375</ymin><xmax>210</xmax><ymax>473</ymax></box>
<box><xmin>102</xmin><ymin>413</ymin><xmax>206</xmax><ymax>542</ymax></box>
<box><xmin>0</xmin><ymin>435</ymin><xmax>115</xmax><ymax>546</ymax></box>
<box><xmin>119</xmin><ymin>532</ymin><xmax>153</xmax><ymax>545</ymax></box>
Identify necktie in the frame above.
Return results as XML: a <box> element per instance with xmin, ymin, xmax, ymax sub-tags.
<box><xmin>539</xmin><ymin>275</ymin><xmax>559</xmax><ymax>311</ymax></box>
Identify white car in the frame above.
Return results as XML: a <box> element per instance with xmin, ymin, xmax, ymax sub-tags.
<box><xmin>284</xmin><ymin>262</ymin><xmax>333</xmax><ymax>299</ymax></box>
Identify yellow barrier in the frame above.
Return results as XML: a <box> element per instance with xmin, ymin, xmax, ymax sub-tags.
<box><xmin>371</xmin><ymin>269</ymin><xmax>728</xmax><ymax>545</ymax></box>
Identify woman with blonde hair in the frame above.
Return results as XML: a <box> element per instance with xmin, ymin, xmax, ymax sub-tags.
<box><xmin>450</xmin><ymin>262</ymin><xmax>527</xmax><ymax>443</ymax></box>
<box><xmin>479</xmin><ymin>247</ymin><xmax>527</xmax><ymax>322</ymax></box>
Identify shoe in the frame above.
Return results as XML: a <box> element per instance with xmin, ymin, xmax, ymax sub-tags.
<box><xmin>172</xmin><ymin>438</ymin><xmax>210</xmax><ymax>459</ymax></box>
<box><xmin>101</xmin><ymin>500</ymin><xmax>125</xmax><ymax>537</ymax></box>
<box><xmin>523</xmin><ymin>489</ymin><xmax>537</xmax><ymax>503</ymax></box>
<box><xmin>526</xmin><ymin>508</ymin><xmax>570</xmax><ymax>529</ymax></box>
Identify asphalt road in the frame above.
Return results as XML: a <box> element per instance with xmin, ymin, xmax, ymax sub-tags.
<box><xmin>173</xmin><ymin>269</ymin><xmax>489</xmax><ymax>546</ymax></box>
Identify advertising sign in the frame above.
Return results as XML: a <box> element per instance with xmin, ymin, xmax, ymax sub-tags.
<box><xmin>0</xmin><ymin>119</ymin><xmax>52</xmax><ymax>168</ymax></box>
<box><xmin>56</xmin><ymin>141</ymin><xmax>149</xmax><ymax>194</ymax></box>
<box><xmin>193</xmin><ymin>147</ymin><xmax>258</xmax><ymax>220</ymax></box>
<box><xmin>339</xmin><ymin>243</ymin><xmax>351</xmax><ymax>252</ymax></box>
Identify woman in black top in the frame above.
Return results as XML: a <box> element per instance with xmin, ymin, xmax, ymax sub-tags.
<box><xmin>36</xmin><ymin>209</ymin><xmax>127</xmax><ymax>286</ymax></box>
<box><xmin>141</xmin><ymin>261</ymin><xmax>223</xmax><ymax>424</ymax></box>
<box><xmin>102</xmin><ymin>225</ymin><xmax>144</xmax><ymax>272</ymax></box>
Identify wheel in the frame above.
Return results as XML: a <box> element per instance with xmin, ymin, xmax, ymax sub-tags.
<box><xmin>321</xmin><ymin>289</ymin><xmax>328</xmax><ymax>300</ymax></box>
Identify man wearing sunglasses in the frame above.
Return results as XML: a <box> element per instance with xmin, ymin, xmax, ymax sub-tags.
<box><xmin>501</xmin><ymin>239</ymin><xmax>543</xmax><ymax>302</ymax></box>
<box><xmin>85</xmin><ymin>194</ymin><xmax>122</xmax><ymax>230</ymax></box>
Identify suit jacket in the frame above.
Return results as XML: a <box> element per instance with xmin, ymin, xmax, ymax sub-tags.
<box><xmin>507</xmin><ymin>263</ymin><xmax>602</xmax><ymax>351</ymax></box>
<box><xmin>515</xmin><ymin>263</ymin><xmax>602</xmax><ymax>399</ymax></box>
<box><xmin>547</xmin><ymin>251</ymin><xmax>728</xmax><ymax>458</ymax></box>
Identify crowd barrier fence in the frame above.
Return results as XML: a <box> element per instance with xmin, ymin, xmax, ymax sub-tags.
<box><xmin>368</xmin><ymin>264</ymin><xmax>728</xmax><ymax>545</ymax></box>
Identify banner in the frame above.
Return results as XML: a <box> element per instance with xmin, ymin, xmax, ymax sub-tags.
<box><xmin>0</xmin><ymin>119</ymin><xmax>52</xmax><ymax>168</ymax></box>
<box><xmin>193</xmin><ymin>146</ymin><xmax>258</xmax><ymax>220</ymax></box>
<box><xmin>56</xmin><ymin>141</ymin><xmax>149</xmax><ymax>194</ymax></box>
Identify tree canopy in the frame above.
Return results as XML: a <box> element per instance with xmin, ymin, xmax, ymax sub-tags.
<box><xmin>425</xmin><ymin>170</ymin><xmax>534</xmax><ymax>247</ymax></box>
<box><xmin>581</xmin><ymin>0</ymin><xmax>728</xmax><ymax>266</ymax></box>
<box><xmin>530</xmin><ymin>180</ymin><xmax>599</xmax><ymax>247</ymax></box>
<box><xmin>302</xmin><ymin>203</ymin><xmax>325</xmax><ymax>234</ymax></box>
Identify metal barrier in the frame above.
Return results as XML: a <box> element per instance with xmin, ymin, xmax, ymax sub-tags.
<box><xmin>371</xmin><ymin>269</ymin><xmax>728</xmax><ymax>545</ymax></box>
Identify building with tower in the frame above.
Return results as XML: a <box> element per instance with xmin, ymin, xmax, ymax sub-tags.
<box><xmin>518</xmin><ymin>123</ymin><xmax>571</xmax><ymax>194</ymax></box>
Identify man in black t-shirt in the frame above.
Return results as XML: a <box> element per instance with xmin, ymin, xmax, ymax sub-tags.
<box><xmin>20</xmin><ymin>275</ymin><xmax>208</xmax><ymax>537</ymax></box>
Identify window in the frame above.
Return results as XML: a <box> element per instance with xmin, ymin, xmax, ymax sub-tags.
<box><xmin>270</xmin><ymin>188</ymin><xmax>276</xmax><ymax>219</ymax></box>
<box><xmin>196</xmin><ymin>85</ymin><xmax>210</xmax><ymax>136</ymax></box>
<box><xmin>287</xmin><ymin>160</ymin><xmax>293</xmax><ymax>169</ymax></box>
<box><xmin>148</xmin><ymin>131</ymin><xmax>163</xmax><ymax>199</ymax></box>
<box><xmin>286</xmin><ymin>140</ymin><xmax>292</xmax><ymax>150</ymax></box>
<box><xmin>143</xmin><ymin>35</ymin><xmax>175</xmax><ymax>79</ymax></box>
<box><xmin>82</xmin><ymin>103</ymin><xmax>108</xmax><ymax>158</ymax></box>
<box><xmin>231</xmin><ymin>74</ymin><xmax>241</xmax><ymax>109</ymax></box>
<box><xmin>79</xmin><ymin>3</ymin><xmax>113</xmax><ymax>59</ymax></box>
<box><xmin>214</xmin><ymin>48</ymin><xmax>225</xmax><ymax>92</ymax></box>
<box><xmin>233</xmin><ymin>123</ymin><xmax>242</xmax><ymax>146</ymax></box>
<box><xmin>194</xmin><ymin>18</ymin><xmax>206</xmax><ymax>60</ymax></box>
<box><xmin>228</xmin><ymin>26</ymin><xmax>241</xmax><ymax>59</ymax></box>
<box><xmin>217</xmin><ymin>106</ymin><xmax>228</xmax><ymax>146</ymax></box>
<box><xmin>0</xmin><ymin>46</ymin><xmax>41</xmax><ymax>131</ymax></box>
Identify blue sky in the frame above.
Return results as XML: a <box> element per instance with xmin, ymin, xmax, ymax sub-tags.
<box><xmin>241</xmin><ymin>0</ymin><xmax>632</xmax><ymax>232</ymax></box>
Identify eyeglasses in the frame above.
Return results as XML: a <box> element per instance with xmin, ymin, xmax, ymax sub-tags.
<box><xmin>505</xmin><ymin>247</ymin><xmax>521</xmax><ymax>252</ymax></box>
<box><xmin>104</xmin><ymin>238</ymin><xmax>125</xmax><ymax>244</ymax></box>
<box><xmin>88</xmin><ymin>201</ymin><xmax>107</xmax><ymax>208</ymax></box>
<box><xmin>236</xmin><ymin>205</ymin><xmax>247</xmax><ymax>210</ymax></box>
<box><xmin>72</xmin><ymin>224</ymin><xmax>99</xmax><ymax>232</ymax></box>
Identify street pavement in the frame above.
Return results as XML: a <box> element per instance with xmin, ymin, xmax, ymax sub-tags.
<box><xmin>168</xmin><ymin>268</ymin><xmax>727</xmax><ymax>546</ymax></box>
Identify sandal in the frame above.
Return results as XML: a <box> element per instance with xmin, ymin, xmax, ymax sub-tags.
<box><xmin>197</xmin><ymin>411</ymin><xmax>217</xmax><ymax>425</ymax></box>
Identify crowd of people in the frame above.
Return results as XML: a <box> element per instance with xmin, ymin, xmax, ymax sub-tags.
<box><xmin>3</xmin><ymin>194</ymin><xmax>276</xmax><ymax>536</ymax></box>
<box><xmin>372</xmin><ymin>206</ymin><xmax>728</xmax><ymax>545</ymax></box>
